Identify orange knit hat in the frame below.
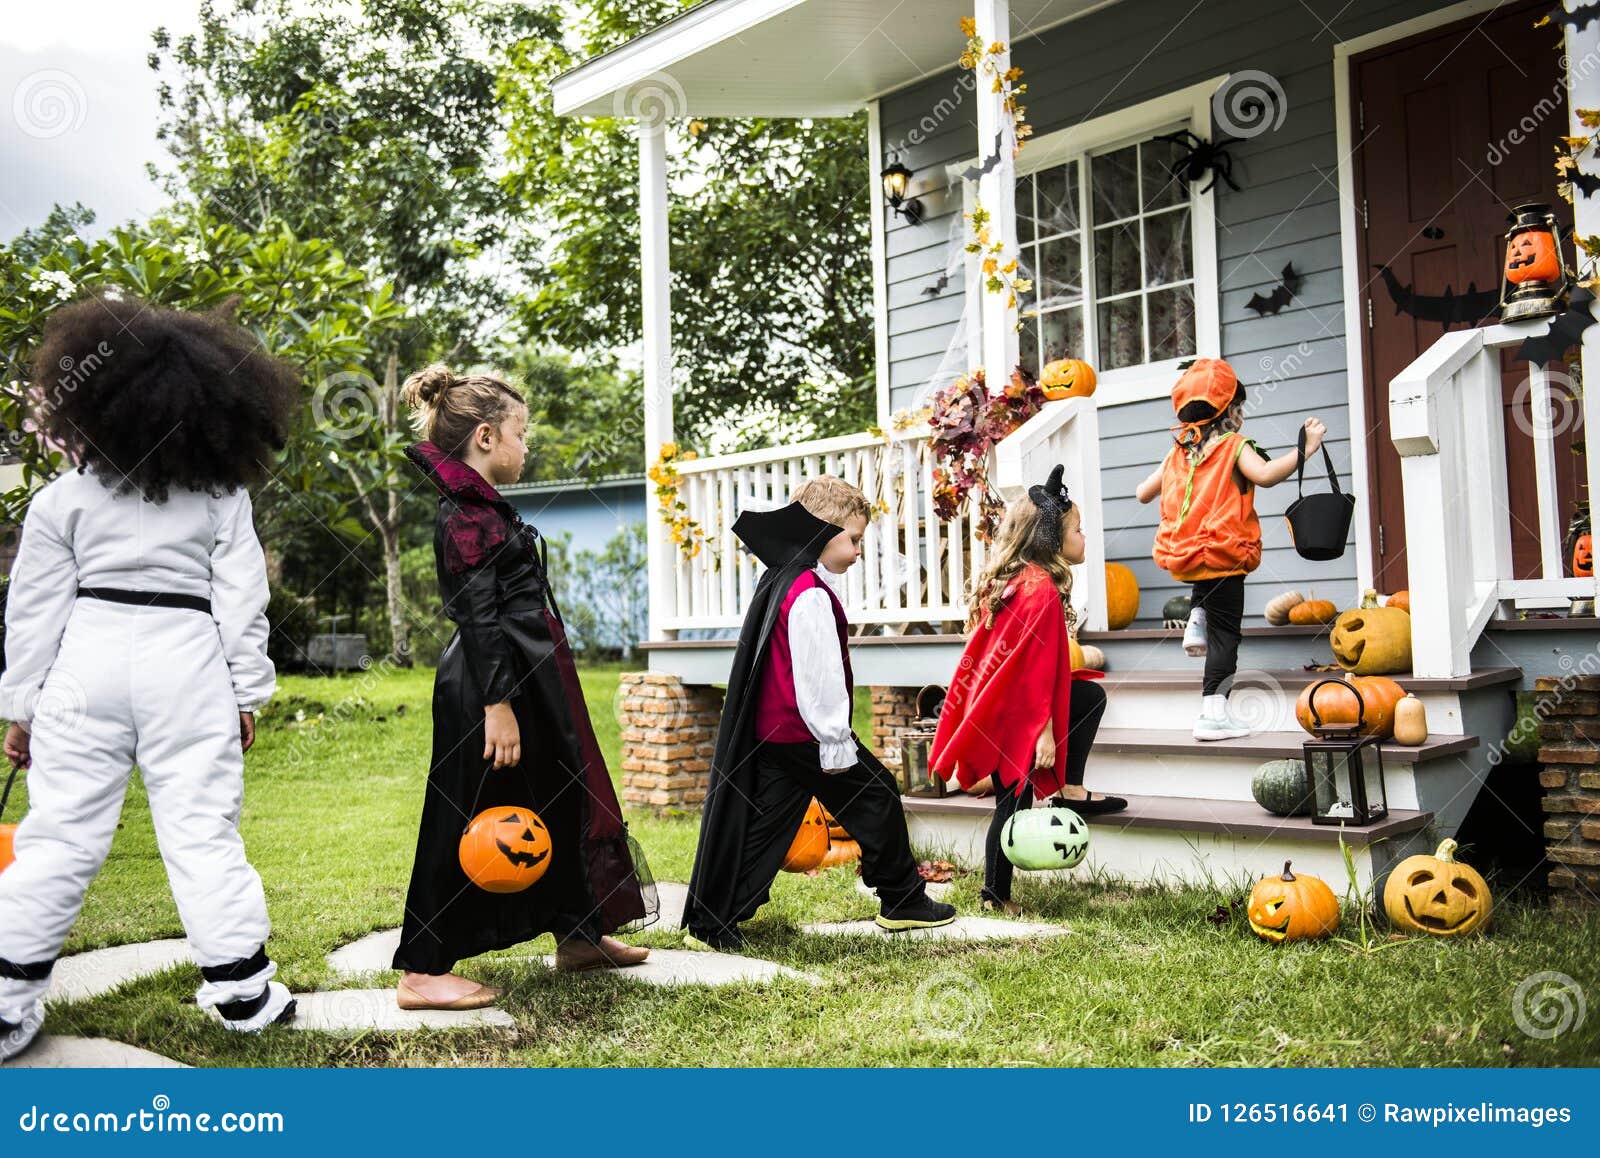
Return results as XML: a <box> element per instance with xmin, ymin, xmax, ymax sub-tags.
<box><xmin>1171</xmin><ymin>358</ymin><xmax>1238</xmax><ymax>447</ymax></box>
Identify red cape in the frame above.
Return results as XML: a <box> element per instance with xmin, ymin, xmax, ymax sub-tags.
<box><xmin>930</xmin><ymin>563</ymin><xmax>1104</xmax><ymax>796</ymax></box>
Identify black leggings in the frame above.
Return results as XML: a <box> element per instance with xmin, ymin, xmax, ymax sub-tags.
<box><xmin>982</xmin><ymin>680</ymin><xmax>1107</xmax><ymax>903</ymax></box>
<box><xmin>1190</xmin><ymin>574</ymin><xmax>1245</xmax><ymax>696</ymax></box>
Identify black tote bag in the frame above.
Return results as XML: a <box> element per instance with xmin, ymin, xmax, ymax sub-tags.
<box><xmin>1284</xmin><ymin>426</ymin><xmax>1355</xmax><ymax>561</ymax></box>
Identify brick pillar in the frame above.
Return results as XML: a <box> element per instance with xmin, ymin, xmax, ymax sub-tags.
<box><xmin>1534</xmin><ymin>674</ymin><xmax>1600</xmax><ymax>907</ymax></box>
<box><xmin>617</xmin><ymin>672</ymin><xmax>724</xmax><ymax>815</ymax></box>
<box><xmin>870</xmin><ymin>686</ymin><xmax>920</xmax><ymax>772</ymax></box>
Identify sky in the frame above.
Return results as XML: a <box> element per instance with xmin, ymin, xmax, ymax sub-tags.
<box><xmin>1</xmin><ymin>1</ymin><xmax>204</xmax><ymax>239</ymax></box>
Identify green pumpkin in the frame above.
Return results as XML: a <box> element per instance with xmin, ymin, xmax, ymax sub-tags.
<box><xmin>1001</xmin><ymin>804</ymin><xmax>1089</xmax><ymax>870</ymax></box>
<box><xmin>1163</xmin><ymin>594</ymin><xmax>1192</xmax><ymax>622</ymax></box>
<box><xmin>1251</xmin><ymin>759</ymin><xmax>1315</xmax><ymax>817</ymax></box>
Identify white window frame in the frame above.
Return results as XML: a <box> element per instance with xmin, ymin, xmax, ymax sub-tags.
<box><xmin>951</xmin><ymin>76</ymin><xmax>1224</xmax><ymax>406</ymax></box>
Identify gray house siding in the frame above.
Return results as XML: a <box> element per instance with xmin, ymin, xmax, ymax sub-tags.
<box><xmin>878</xmin><ymin>0</ymin><xmax>1458</xmax><ymax>621</ymax></box>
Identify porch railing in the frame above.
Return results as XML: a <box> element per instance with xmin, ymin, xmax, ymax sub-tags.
<box><xmin>656</xmin><ymin>398</ymin><xmax>1106</xmax><ymax>634</ymax></box>
<box><xmin>1390</xmin><ymin>318</ymin><xmax>1600</xmax><ymax>678</ymax></box>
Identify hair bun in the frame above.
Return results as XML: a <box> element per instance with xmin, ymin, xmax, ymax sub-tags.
<box><xmin>401</xmin><ymin>362</ymin><xmax>458</xmax><ymax>409</ymax></box>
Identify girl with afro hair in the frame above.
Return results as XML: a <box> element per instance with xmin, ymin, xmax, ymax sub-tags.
<box><xmin>0</xmin><ymin>294</ymin><xmax>301</xmax><ymax>1061</ymax></box>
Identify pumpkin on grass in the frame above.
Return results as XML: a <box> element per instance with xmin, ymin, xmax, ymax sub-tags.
<box><xmin>1382</xmin><ymin>838</ymin><xmax>1491</xmax><ymax>936</ymax></box>
<box><xmin>458</xmin><ymin>806</ymin><xmax>552</xmax><ymax>894</ymax></box>
<box><xmin>1104</xmin><ymin>562</ymin><xmax>1140</xmax><ymax>629</ymax></box>
<box><xmin>781</xmin><ymin>798</ymin><xmax>832</xmax><ymax>873</ymax></box>
<box><xmin>1294</xmin><ymin>673</ymin><xmax>1406</xmax><ymax>739</ymax></box>
<box><xmin>1330</xmin><ymin>606</ymin><xmax>1413</xmax><ymax>674</ymax></box>
<box><xmin>1247</xmin><ymin>860</ymin><xmax>1340</xmax><ymax>942</ymax></box>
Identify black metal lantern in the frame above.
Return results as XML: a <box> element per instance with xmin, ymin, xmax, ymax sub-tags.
<box><xmin>1301</xmin><ymin>677</ymin><xmax>1389</xmax><ymax>826</ymax></box>
<box><xmin>880</xmin><ymin>158</ymin><xmax>923</xmax><ymax>225</ymax></box>
<box><xmin>1499</xmin><ymin>202</ymin><xmax>1569</xmax><ymax>322</ymax></box>
<box><xmin>896</xmin><ymin>684</ymin><xmax>947</xmax><ymax>797</ymax></box>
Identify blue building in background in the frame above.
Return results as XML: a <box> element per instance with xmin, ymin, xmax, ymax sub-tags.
<box><xmin>503</xmin><ymin>473</ymin><xmax>646</xmax><ymax>556</ymax></box>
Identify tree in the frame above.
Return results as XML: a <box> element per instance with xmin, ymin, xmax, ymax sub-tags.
<box><xmin>499</xmin><ymin>2</ymin><xmax>876</xmax><ymax>452</ymax></box>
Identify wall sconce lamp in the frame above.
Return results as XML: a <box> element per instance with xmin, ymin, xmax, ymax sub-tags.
<box><xmin>881</xmin><ymin>158</ymin><xmax>923</xmax><ymax>225</ymax></box>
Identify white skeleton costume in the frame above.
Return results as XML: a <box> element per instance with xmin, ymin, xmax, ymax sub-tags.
<box><xmin>0</xmin><ymin>467</ymin><xmax>294</xmax><ymax>1058</ymax></box>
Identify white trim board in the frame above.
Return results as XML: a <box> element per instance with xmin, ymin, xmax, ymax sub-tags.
<box><xmin>867</xmin><ymin>99</ymin><xmax>892</xmax><ymax>430</ymax></box>
<box><xmin>1332</xmin><ymin>0</ymin><xmax>1509</xmax><ymax>597</ymax></box>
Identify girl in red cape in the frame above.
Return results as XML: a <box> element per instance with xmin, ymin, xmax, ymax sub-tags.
<box><xmin>929</xmin><ymin>464</ymin><xmax>1126</xmax><ymax>913</ymax></box>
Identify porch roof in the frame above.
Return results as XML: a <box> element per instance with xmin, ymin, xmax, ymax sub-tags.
<box><xmin>552</xmin><ymin>0</ymin><xmax>1114</xmax><ymax>118</ymax></box>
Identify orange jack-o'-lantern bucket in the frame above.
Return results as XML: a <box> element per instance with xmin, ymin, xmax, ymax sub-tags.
<box><xmin>0</xmin><ymin>764</ymin><xmax>20</xmax><ymax>875</ymax></box>
<box><xmin>1500</xmin><ymin>202</ymin><xmax>1569</xmax><ymax>322</ymax></box>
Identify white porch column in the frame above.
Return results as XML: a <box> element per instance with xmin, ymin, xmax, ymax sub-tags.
<box><xmin>1566</xmin><ymin>4</ymin><xmax>1600</xmax><ymax>605</ymax></box>
<box><xmin>973</xmin><ymin>0</ymin><xmax>1020</xmax><ymax>392</ymax></box>
<box><xmin>640</xmin><ymin>120</ymin><xmax>676</xmax><ymax>641</ymax></box>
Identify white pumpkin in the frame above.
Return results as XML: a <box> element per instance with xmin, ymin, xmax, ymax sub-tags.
<box><xmin>1264</xmin><ymin>589</ymin><xmax>1306</xmax><ymax>626</ymax></box>
<box><xmin>1079</xmin><ymin>644</ymin><xmax>1106</xmax><ymax>670</ymax></box>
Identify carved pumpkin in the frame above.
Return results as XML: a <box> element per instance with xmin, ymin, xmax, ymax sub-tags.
<box><xmin>1247</xmin><ymin>860</ymin><xmax>1340</xmax><ymax>943</ymax></box>
<box><xmin>1104</xmin><ymin>562</ymin><xmax>1140</xmax><ymax>629</ymax></box>
<box><xmin>1001</xmin><ymin>804</ymin><xmax>1089</xmax><ymax>870</ymax></box>
<box><xmin>1040</xmin><ymin>357</ymin><xmax>1097</xmax><ymax>401</ymax></box>
<box><xmin>1504</xmin><ymin>228</ymin><xmax>1561</xmax><ymax>285</ymax></box>
<box><xmin>1574</xmin><ymin>533</ymin><xmax>1593</xmax><ymax>578</ymax></box>
<box><xmin>820</xmin><ymin>838</ymin><xmax>861</xmax><ymax>869</ymax></box>
<box><xmin>1294</xmin><ymin>673</ymin><xmax>1405</xmax><ymax>739</ymax></box>
<box><xmin>1287</xmin><ymin>598</ymin><xmax>1337</xmax><ymax>625</ymax></box>
<box><xmin>1392</xmin><ymin>693</ymin><xmax>1429</xmax><ymax>746</ymax></box>
<box><xmin>1264</xmin><ymin>589</ymin><xmax>1306</xmax><ymax>626</ymax></box>
<box><xmin>781</xmin><ymin>798</ymin><xmax>832</xmax><ymax>872</ymax></box>
<box><xmin>1386</xmin><ymin>590</ymin><xmax>1411</xmax><ymax>613</ymax></box>
<box><xmin>0</xmin><ymin>825</ymin><xmax>14</xmax><ymax>875</ymax></box>
<box><xmin>820</xmin><ymin>805</ymin><xmax>850</xmax><ymax>843</ymax></box>
<box><xmin>1329</xmin><ymin>606</ymin><xmax>1413</xmax><ymax>674</ymax></box>
<box><xmin>1382</xmin><ymin>838</ymin><xmax>1491</xmax><ymax>936</ymax></box>
<box><xmin>458</xmin><ymin>806</ymin><xmax>552</xmax><ymax>894</ymax></box>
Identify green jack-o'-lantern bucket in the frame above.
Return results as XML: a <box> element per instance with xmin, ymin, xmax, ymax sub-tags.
<box><xmin>1001</xmin><ymin>801</ymin><xmax>1089</xmax><ymax>871</ymax></box>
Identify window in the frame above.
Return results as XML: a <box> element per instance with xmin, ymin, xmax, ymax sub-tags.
<box><xmin>1015</xmin><ymin>131</ymin><xmax>1198</xmax><ymax>378</ymax></box>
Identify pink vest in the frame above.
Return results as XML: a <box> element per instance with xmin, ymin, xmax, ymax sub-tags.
<box><xmin>754</xmin><ymin>569</ymin><xmax>852</xmax><ymax>743</ymax></box>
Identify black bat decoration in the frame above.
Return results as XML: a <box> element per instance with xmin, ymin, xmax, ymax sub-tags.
<box><xmin>960</xmin><ymin>131</ymin><xmax>1005</xmax><ymax>181</ymax></box>
<box><xmin>922</xmin><ymin>270</ymin><xmax>952</xmax><ymax>298</ymax></box>
<box><xmin>1245</xmin><ymin>262</ymin><xmax>1304</xmax><ymax>316</ymax></box>
<box><xmin>1372</xmin><ymin>263</ymin><xmax>1501</xmax><ymax>328</ymax></box>
<box><xmin>1513</xmin><ymin>287</ymin><xmax>1598</xmax><ymax>363</ymax></box>
<box><xmin>1540</xmin><ymin>2</ymin><xmax>1600</xmax><ymax>33</ymax></box>
<box><xmin>1569</xmin><ymin>169</ymin><xmax>1600</xmax><ymax>197</ymax></box>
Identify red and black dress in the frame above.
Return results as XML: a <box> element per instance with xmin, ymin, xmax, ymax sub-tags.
<box><xmin>393</xmin><ymin>442</ymin><xmax>651</xmax><ymax>974</ymax></box>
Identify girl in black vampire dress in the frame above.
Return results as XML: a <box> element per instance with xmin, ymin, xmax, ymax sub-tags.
<box><xmin>393</xmin><ymin>364</ymin><xmax>653</xmax><ymax>1011</ymax></box>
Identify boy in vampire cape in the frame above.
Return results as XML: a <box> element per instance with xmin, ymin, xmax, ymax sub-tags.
<box><xmin>681</xmin><ymin>476</ymin><xmax>956</xmax><ymax>949</ymax></box>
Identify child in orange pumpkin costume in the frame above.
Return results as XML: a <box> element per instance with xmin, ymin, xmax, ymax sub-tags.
<box><xmin>1135</xmin><ymin>358</ymin><xmax>1326</xmax><ymax>741</ymax></box>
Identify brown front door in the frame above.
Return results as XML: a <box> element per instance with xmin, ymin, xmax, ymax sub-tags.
<box><xmin>1352</xmin><ymin>2</ymin><xmax>1580</xmax><ymax>592</ymax></box>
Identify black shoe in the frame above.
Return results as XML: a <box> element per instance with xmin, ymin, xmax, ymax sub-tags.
<box><xmin>876</xmin><ymin>896</ymin><xmax>957</xmax><ymax>931</ymax></box>
<box><xmin>1060</xmin><ymin>792</ymin><xmax>1128</xmax><ymax>815</ymax></box>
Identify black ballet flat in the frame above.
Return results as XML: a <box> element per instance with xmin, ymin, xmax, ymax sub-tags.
<box><xmin>1065</xmin><ymin>792</ymin><xmax>1128</xmax><ymax>815</ymax></box>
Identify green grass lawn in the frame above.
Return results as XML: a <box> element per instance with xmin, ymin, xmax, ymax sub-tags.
<box><xmin>7</xmin><ymin>662</ymin><xmax>1598</xmax><ymax>1067</ymax></box>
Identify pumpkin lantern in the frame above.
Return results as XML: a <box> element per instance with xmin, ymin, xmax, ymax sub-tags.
<box><xmin>1039</xmin><ymin>357</ymin><xmax>1098</xmax><ymax>401</ymax></box>
<box><xmin>0</xmin><ymin>764</ymin><xmax>18</xmax><ymax>875</ymax></box>
<box><xmin>458</xmin><ymin>805</ymin><xmax>552</xmax><ymax>894</ymax></box>
<box><xmin>1499</xmin><ymin>203</ymin><xmax>1569</xmax><ymax>322</ymax></box>
<box><xmin>1001</xmin><ymin>802</ymin><xmax>1089</xmax><ymax>870</ymax></box>
<box><xmin>1329</xmin><ymin>605</ymin><xmax>1413</xmax><ymax>675</ymax></box>
<box><xmin>781</xmin><ymin>798</ymin><xmax>832</xmax><ymax>873</ymax></box>
<box><xmin>1104</xmin><ymin>562</ymin><xmax>1140</xmax><ymax>630</ymax></box>
<box><xmin>1247</xmin><ymin>860</ymin><xmax>1341</xmax><ymax>943</ymax></box>
<box><xmin>1382</xmin><ymin>838</ymin><xmax>1492</xmax><ymax>937</ymax></box>
<box><xmin>1573</xmin><ymin>533</ymin><xmax>1593</xmax><ymax>578</ymax></box>
<box><xmin>1299</xmin><ymin>677</ymin><xmax>1389</xmax><ymax>826</ymax></box>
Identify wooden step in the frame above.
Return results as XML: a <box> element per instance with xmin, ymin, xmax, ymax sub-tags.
<box><xmin>1090</xmin><ymin>727</ymin><xmax>1478</xmax><ymax>763</ymax></box>
<box><xmin>1090</xmin><ymin>666</ymin><xmax>1520</xmax><ymax>692</ymax></box>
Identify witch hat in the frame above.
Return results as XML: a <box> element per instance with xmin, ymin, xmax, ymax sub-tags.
<box><xmin>732</xmin><ymin>501</ymin><xmax>842</xmax><ymax>569</ymax></box>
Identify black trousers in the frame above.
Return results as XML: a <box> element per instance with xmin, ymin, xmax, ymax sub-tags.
<box><xmin>735</xmin><ymin>741</ymin><xmax>928</xmax><ymax>916</ymax></box>
<box><xmin>1190</xmin><ymin>574</ymin><xmax>1246</xmax><ymax>696</ymax></box>
<box><xmin>982</xmin><ymin>679</ymin><xmax>1107</xmax><ymax>903</ymax></box>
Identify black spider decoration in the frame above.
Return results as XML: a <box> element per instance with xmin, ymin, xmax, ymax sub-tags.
<box><xmin>1154</xmin><ymin>129</ymin><xmax>1242</xmax><ymax>195</ymax></box>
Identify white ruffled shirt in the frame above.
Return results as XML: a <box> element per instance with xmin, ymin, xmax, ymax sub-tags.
<box><xmin>0</xmin><ymin>468</ymin><xmax>276</xmax><ymax>723</ymax></box>
<box><xmin>788</xmin><ymin>563</ymin><xmax>855</xmax><ymax>771</ymax></box>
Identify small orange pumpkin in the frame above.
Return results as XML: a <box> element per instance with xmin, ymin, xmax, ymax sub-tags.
<box><xmin>782</xmin><ymin>798</ymin><xmax>832</xmax><ymax>873</ymax></box>
<box><xmin>1040</xmin><ymin>357</ymin><xmax>1097</xmax><ymax>401</ymax></box>
<box><xmin>1287</xmin><ymin>598</ymin><xmax>1337</xmax><ymax>625</ymax></box>
<box><xmin>458</xmin><ymin>806</ymin><xmax>552</xmax><ymax>894</ymax></box>
<box><xmin>1247</xmin><ymin>860</ymin><xmax>1340</xmax><ymax>943</ymax></box>
<box><xmin>1504</xmin><ymin>228</ymin><xmax>1561</xmax><ymax>285</ymax></box>
<box><xmin>1573</xmin><ymin>533</ymin><xmax>1593</xmax><ymax>578</ymax></box>
<box><xmin>1294</xmin><ymin>673</ymin><xmax>1406</xmax><ymax>739</ymax></box>
<box><xmin>1104</xmin><ymin>562</ymin><xmax>1140</xmax><ymax>629</ymax></box>
<box><xmin>820</xmin><ymin>838</ymin><xmax>861</xmax><ymax>869</ymax></box>
<box><xmin>1386</xmin><ymin>590</ymin><xmax>1410</xmax><ymax>613</ymax></box>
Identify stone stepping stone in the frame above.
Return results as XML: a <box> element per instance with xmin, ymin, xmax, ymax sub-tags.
<box><xmin>856</xmin><ymin>878</ymin><xmax>954</xmax><ymax>902</ymax></box>
<box><xmin>287</xmin><ymin>989</ymin><xmax>514</xmax><ymax>1033</ymax></box>
<box><xmin>653</xmin><ymin>880</ymin><xmax>688</xmax><ymax>930</ymax></box>
<box><xmin>5</xmin><ymin>1035</ymin><xmax>188</xmax><ymax>1069</ymax></box>
<box><xmin>532</xmin><ymin>947</ymin><xmax>820</xmax><ymax>987</ymax></box>
<box><xmin>327</xmin><ymin>928</ymin><xmax>402</xmax><ymax>976</ymax></box>
<box><xmin>803</xmin><ymin>915</ymin><xmax>1068</xmax><ymax>942</ymax></box>
<box><xmin>47</xmin><ymin>939</ymin><xmax>192</xmax><ymax>1004</ymax></box>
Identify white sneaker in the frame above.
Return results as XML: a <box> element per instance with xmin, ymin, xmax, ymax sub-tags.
<box><xmin>1183</xmin><ymin>608</ymin><xmax>1208</xmax><ymax>657</ymax></box>
<box><xmin>212</xmin><ymin>981</ymin><xmax>297</xmax><ymax>1033</ymax></box>
<box><xmin>1193</xmin><ymin>694</ymin><xmax>1249</xmax><ymax>741</ymax></box>
<box><xmin>0</xmin><ymin>1003</ymin><xmax>44</xmax><ymax>1062</ymax></box>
